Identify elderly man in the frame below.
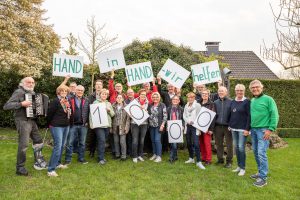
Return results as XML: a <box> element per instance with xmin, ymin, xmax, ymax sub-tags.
<box><xmin>65</xmin><ymin>85</ymin><xmax>90</xmax><ymax>164</ymax></box>
<box><xmin>249</xmin><ymin>80</ymin><xmax>279</xmax><ymax>187</ymax></box>
<box><xmin>214</xmin><ymin>86</ymin><xmax>233</xmax><ymax>168</ymax></box>
<box><xmin>3</xmin><ymin>77</ymin><xmax>47</xmax><ymax>176</ymax></box>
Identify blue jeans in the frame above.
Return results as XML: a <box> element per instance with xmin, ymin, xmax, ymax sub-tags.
<box><xmin>65</xmin><ymin>125</ymin><xmax>88</xmax><ymax>162</ymax></box>
<box><xmin>186</xmin><ymin>125</ymin><xmax>201</xmax><ymax>162</ymax></box>
<box><xmin>170</xmin><ymin>143</ymin><xmax>177</xmax><ymax>160</ymax></box>
<box><xmin>251</xmin><ymin>128</ymin><xmax>269</xmax><ymax>180</ymax></box>
<box><xmin>95</xmin><ymin>128</ymin><xmax>109</xmax><ymax>161</ymax></box>
<box><xmin>48</xmin><ymin>126</ymin><xmax>69</xmax><ymax>172</ymax></box>
<box><xmin>150</xmin><ymin>127</ymin><xmax>162</xmax><ymax>157</ymax></box>
<box><xmin>232</xmin><ymin>130</ymin><xmax>247</xmax><ymax>169</ymax></box>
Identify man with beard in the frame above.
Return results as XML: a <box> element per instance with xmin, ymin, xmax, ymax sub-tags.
<box><xmin>3</xmin><ymin>77</ymin><xmax>47</xmax><ymax>176</ymax></box>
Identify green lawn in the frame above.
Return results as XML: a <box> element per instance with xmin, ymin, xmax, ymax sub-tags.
<box><xmin>0</xmin><ymin>128</ymin><xmax>299</xmax><ymax>200</ymax></box>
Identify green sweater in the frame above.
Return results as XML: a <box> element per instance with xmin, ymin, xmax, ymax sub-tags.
<box><xmin>250</xmin><ymin>94</ymin><xmax>279</xmax><ymax>131</ymax></box>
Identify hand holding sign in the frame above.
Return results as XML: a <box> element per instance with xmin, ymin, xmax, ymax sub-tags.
<box><xmin>124</xmin><ymin>99</ymin><xmax>149</xmax><ymax>125</ymax></box>
<box><xmin>192</xmin><ymin>107</ymin><xmax>216</xmax><ymax>133</ymax></box>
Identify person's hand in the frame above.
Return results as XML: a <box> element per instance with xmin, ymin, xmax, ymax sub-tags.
<box><xmin>110</xmin><ymin>70</ymin><xmax>115</xmax><ymax>79</ymax></box>
<box><xmin>228</xmin><ymin>127</ymin><xmax>231</xmax><ymax>131</ymax></box>
<box><xmin>21</xmin><ymin>101</ymin><xmax>32</xmax><ymax>107</ymax></box>
<box><xmin>217</xmin><ymin>80</ymin><xmax>223</xmax><ymax>87</ymax></box>
<box><xmin>208</xmin><ymin>131</ymin><xmax>213</xmax><ymax>135</ymax></box>
<box><xmin>157</xmin><ymin>75</ymin><xmax>162</xmax><ymax>85</ymax></box>
<box><xmin>159</xmin><ymin>124</ymin><xmax>164</xmax><ymax>132</ymax></box>
<box><xmin>140</xmin><ymin>105</ymin><xmax>145</xmax><ymax>110</ymax></box>
<box><xmin>263</xmin><ymin>129</ymin><xmax>272</xmax><ymax>140</ymax></box>
<box><xmin>243</xmin><ymin>130</ymin><xmax>250</xmax><ymax>136</ymax></box>
<box><xmin>189</xmin><ymin>121</ymin><xmax>194</xmax><ymax>125</ymax></box>
<box><xmin>65</xmin><ymin>75</ymin><xmax>71</xmax><ymax>81</ymax></box>
<box><xmin>152</xmin><ymin>77</ymin><xmax>156</xmax><ymax>85</ymax></box>
<box><xmin>106</xmin><ymin>108</ymin><xmax>111</xmax><ymax>112</ymax></box>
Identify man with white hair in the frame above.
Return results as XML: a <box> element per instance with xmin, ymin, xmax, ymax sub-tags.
<box><xmin>3</xmin><ymin>77</ymin><xmax>47</xmax><ymax>176</ymax></box>
<box><xmin>214</xmin><ymin>86</ymin><xmax>233</xmax><ymax>168</ymax></box>
<box><xmin>249</xmin><ymin>80</ymin><xmax>279</xmax><ymax>187</ymax></box>
<box><xmin>65</xmin><ymin>85</ymin><xmax>90</xmax><ymax>164</ymax></box>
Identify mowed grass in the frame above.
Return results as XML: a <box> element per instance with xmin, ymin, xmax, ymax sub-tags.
<box><xmin>0</xmin><ymin>128</ymin><xmax>299</xmax><ymax>200</ymax></box>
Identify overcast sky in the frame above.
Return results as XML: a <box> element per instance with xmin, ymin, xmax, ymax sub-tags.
<box><xmin>42</xmin><ymin>0</ymin><xmax>282</xmax><ymax>73</ymax></box>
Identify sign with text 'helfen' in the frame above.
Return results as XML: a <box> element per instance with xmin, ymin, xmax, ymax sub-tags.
<box><xmin>158</xmin><ymin>59</ymin><xmax>190</xmax><ymax>89</ymax></box>
<box><xmin>97</xmin><ymin>48</ymin><xmax>126</xmax><ymax>73</ymax></box>
<box><xmin>52</xmin><ymin>54</ymin><xmax>84</xmax><ymax>78</ymax></box>
<box><xmin>125</xmin><ymin>61</ymin><xmax>154</xmax><ymax>86</ymax></box>
<box><xmin>191</xmin><ymin>60</ymin><xmax>222</xmax><ymax>85</ymax></box>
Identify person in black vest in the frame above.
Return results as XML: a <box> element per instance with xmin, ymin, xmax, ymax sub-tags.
<box><xmin>65</xmin><ymin>85</ymin><xmax>90</xmax><ymax>165</ymax></box>
<box><xmin>214</xmin><ymin>86</ymin><xmax>233</xmax><ymax>168</ymax></box>
<box><xmin>87</xmin><ymin>79</ymin><xmax>103</xmax><ymax>157</ymax></box>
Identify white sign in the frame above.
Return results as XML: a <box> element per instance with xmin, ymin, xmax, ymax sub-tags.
<box><xmin>191</xmin><ymin>60</ymin><xmax>222</xmax><ymax>85</ymax></box>
<box><xmin>158</xmin><ymin>59</ymin><xmax>190</xmax><ymax>89</ymax></box>
<box><xmin>124</xmin><ymin>99</ymin><xmax>149</xmax><ymax>125</ymax></box>
<box><xmin>192</xmin><ymin>107</ymin><xmax>216</xmax><ymax>133</ymax></box>
<box><xmin>52</xmin><ymin>53</ymin><xmax>84</xmax><ymax>78</ymax></box>
<box><xmin>167</xmin><ymin>120</ymin><xmax>184</xmax><ymax>143</ymax></box>
<box><xmin>97</xmin><ymin>48</ymin><xmax>126</xmax><ymax>73</ymax></box>
<box><xmin>125</xmin><ymin>61</ymin><xmax>153</xmax><ymax>86</ymax></box>
<box><xmin>90</xmin><ymin>103</ymin><xmax>109</xmax><ymax>129</ymax></box>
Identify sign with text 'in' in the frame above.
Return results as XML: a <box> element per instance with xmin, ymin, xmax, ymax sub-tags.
<box><xmin>125</xmin><ymin>61</ymin><xmax>153</xmax><ymax>86</ymax></box>
<box><xmin>97</xmin><ymin>48</ymin><xmax>126</xmax><ymax>73</ymax></box>
<box><xmin>158</xmin><ymin>59</ymin><xmax>190</xmax><ymax>89</ymax></box>
<box><xmin>191</xmin><ymin>60</ymin><xmax>222</xmax><ymax>85</ymax></box>
<box><xmin>53</xmin><ymin>54</ymin><xmax>84</xmax><ymax>78</ymax></box>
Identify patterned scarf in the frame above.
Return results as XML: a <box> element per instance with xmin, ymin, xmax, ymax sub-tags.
<box><xmin>60</xmin><ymin>97</ymin><xmax>71</xmax><ymax>119</ymax></box>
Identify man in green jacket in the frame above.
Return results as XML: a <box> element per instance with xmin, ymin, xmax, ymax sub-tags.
<box><xmin>249</xmin><ymin>80</ymin><xmax>279</xmax><ymax>187</ymax></box>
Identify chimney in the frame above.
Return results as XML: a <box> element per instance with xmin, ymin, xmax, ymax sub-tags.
<box><xmin>205</xmin><ymin>41</ymin><xmax>220</xmax><ymax>56</ymax></box>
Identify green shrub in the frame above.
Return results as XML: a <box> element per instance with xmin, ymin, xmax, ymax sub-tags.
<box><xmin>276</xmin><ymin>128</ymin><xmax>300</xmax><ymax>138</ymax></box>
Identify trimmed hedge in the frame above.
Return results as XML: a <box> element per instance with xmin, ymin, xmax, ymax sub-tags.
<box><xmin>229</xmin><ymin>78</ymin><xmax>300</xmax><ymax>129</ymax></box>
<box><xmin>276</xmin><ymin>128</ymin><xmax>300</xmax><ymax>138</ymax></box>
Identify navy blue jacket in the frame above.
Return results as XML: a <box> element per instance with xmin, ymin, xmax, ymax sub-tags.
<box><xmin>214</xmin><ymin>97</ymin><xmax>232</xmax><ymax>126</ymax></box>
<box><xmin>228</xmin><ymin>99</ymin><xmax>251</xmax><ymax>131</ymax></box>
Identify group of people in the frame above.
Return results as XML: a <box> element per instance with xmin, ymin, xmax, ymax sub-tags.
<box><xmin>4</xmin><ymin>74</ymin><xmax>279</xmax><ymax>187</ymax></box>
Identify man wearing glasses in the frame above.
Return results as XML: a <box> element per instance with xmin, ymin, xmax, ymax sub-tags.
<box><xmin>249</xmin><ymin>79</ymin><xmax>279</xmax><ymax>187</ymax></box>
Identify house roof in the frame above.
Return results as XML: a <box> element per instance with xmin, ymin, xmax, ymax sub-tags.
<box><xmin>197</xmin><ymin>51</ymin><xmax>279</xmax><ymax>80</ymax></box>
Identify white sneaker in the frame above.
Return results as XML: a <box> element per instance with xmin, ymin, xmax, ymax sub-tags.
<box><xmin>138</xmin><ymin>156</ymin><xmax>144</xmax><ymax>162</ymax></box>
<box><xmin>154</xmin><ymin>156</ymin><xmax>162</xmax><ymax>163</ymax></box>
<box><xmin>232</xmin><ymin>167</ymin><xmax>241</xmax><ymax>172</ymax></box>
<box><xmin>133</xmin><ymin>158</ymin><xmax>138</xmax><ymax>163</ymax></box>
<box><xmin>56</xmin><ymin>164</ymin><xmax>68</xmax><ymax>169</ymax></box>
<box><xmin>47</xmin><ymin>171</ymin><xmax>58</xmax><ymax>177</ymax></box>
<box><xmin>150</xmin><ymin>154</ymin><xmax>157</xmax><ymax>161</ymax></box>
<box><xmin>238</xmin><ymin>169</ymin><xmax>246</xmax><ymax>176</ymax></box>
<box><xmin>196</xmin><ymin>162</ymin><xmax>206</xmax><ymax>170</ymax></box>
<box><xmin>185</xmin><ymin>158</ymin><xmax>195</xmax><ymax>164</ymax></box>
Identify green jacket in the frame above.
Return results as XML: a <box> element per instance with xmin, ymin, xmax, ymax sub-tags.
<box><xmin>90</xmin><ymin>99</ymin><xmax>115</xmax><ymax>128</ymax></box>
<box><xmin>250</xmin><ymin>94</ymin><xmax>279</xmax><ymax>131</ymax></box>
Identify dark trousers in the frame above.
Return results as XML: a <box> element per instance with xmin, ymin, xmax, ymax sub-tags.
<box><xmin>131</xmin><ymin>124</ymin><xmax>147</xmax><ymax>158</ymax></box>
<box><xmin>95</xmin><ymin>128</ymin><xmax>109</xmax><ymax>161</ymax></box>
<box><xmin>15</xmin><ymin>119</ymin><xmax>43</xmax><ymax>170</ymax></box>
<box><xmin>186</xmin><ymin>125</ymin><xmax>201</xmax><ymax>162</ymax></box>
<box><xmin>126</xmin><ymin>131</ymin><xmax>132</xmax><ymax>156</ymax></box>
<box><xmin>87</xmin><ymin>129</ymin><xmax>97</xmax><ymax>156</ymax></box>
<box><xmin>214</xmin><ymin>125</ymin><xmax>233</xmax><ymax>163</ymax></box>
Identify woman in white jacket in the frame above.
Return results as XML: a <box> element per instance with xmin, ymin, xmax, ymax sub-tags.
<box><xmin>183</xmin><ymin>92</ymin><xmax>205</xmax><ymax>169</ymax></box>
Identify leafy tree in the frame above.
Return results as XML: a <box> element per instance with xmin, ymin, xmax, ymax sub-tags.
<box><xmin>0</xmin><ymin>0</ymin><xmax>60</xmax><ymax>77</ymax></box>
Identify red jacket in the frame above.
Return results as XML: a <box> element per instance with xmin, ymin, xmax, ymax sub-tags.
<box><xmin>108</xmin><ymin>79</ymin><xmax>127</xmax><ymax>104</ymax></box>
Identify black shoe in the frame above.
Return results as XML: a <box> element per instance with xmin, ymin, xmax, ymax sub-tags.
<box><xmin>79</xmin><ymin>160</ymin><xmax>88</xmax><ymax>164</ymax></box>
<box><xmin>215</xmin><ymin>160</ymin><xmax>224</xmax><ymax>165</ymax></box>
<box><xmin>113</xmin><ymin>155</ymin><xmax>121</xmax><ymax>160</ymax></box>
<box><xmin>16</xmin><ymin>168</ymin><xmax>29</xmax><ymax>176</ymax></box>
<box><xmin>224</xmin><ymin>163</ymin><xmax>232</xmax><ymax>168</ymax></box>
<box><xmin>64</xmin><ymin>161</ymin><xmax>71</xmax><ymax>165</ymax></box>
<box><xmin>250</xmin><ymin>173</ymin><xmax>260</xmax><ymax>180</ymax></box>
<box><xmin>169</xmin><ymin>159</ymin><xmax>175</xmax><ymax>164</ymax></box>
<box><xmin>204</xmin><ymin>161</ymin><xmax>212</xmax><ymax>166</ymax></box>
<box><xmin>120</xmin><ymin>157</ymin><xmax>127</xmax><ymax>161</ymax></box>
<box><xmin>253</xmin><ymin>178</ymin><xmax>267</xmax><ymax>187</ymax></box>
<box><xmin>89</xmin><ymin>152</ymin><xmax>95</xmax><ymax>158</ymax></box>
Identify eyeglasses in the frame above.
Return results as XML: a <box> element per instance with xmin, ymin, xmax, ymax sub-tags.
<box><xmin>201</xmin><ymin>93</ymin><xmax>209</xmax><ymax>95</ymax></box>
<box><xmin>235</xmin><ymin>90</ymin><xmax>244</xmax><ymax>92</ymax></box>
